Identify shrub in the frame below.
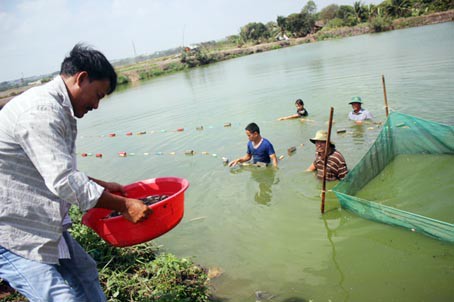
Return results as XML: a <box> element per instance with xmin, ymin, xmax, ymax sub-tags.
<box><xmin>117</xmin><ymin>75</ymin><xmax>130</xmax><ymax>85</ymax></box>
<box><xmin>324</xmin><ymin>17</ymin><xmax>345</xmax><ymax>28</ymax></box>
<box><xmin>148</xmin><ymin>254</ymin><xmax>209</xmax><ymax>302</ymax></box>
<box><xmin>69</xmin><ymin>207</ymin><xmax>210</xmax><ymax>302</ymax></box>
<box><xmin>369</xmin><ymin>16</ymin><xmax>393</xmax><ymax>32</ymax></box>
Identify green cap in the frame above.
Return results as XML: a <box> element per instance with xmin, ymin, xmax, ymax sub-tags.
<box><xmin>349</xmin><ymin>96</ymin><xmax>363</xmax><ymax>105</ymax></box>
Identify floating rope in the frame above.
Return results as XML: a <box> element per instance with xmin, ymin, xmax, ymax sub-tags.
<box><xmin>78</xmin><ymin>145</ymin><xmax>305</xmax><ymax>161</ymax></box>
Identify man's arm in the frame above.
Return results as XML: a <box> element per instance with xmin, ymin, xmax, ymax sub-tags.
<box><xmin>306</xmin><ymin>163</ymin><xmax>316</xmax><ymax>172</ymax></box>
<box><xmin>89</xmin><ymin>177</ymin><xmax>125</xmax><ymax>195</ymax></box>
<box><xmin>15</xmin><ymin>105</ymin><xmax>150</xmax><ymax>223</ymax></box>
<box><xmin>228</xmin><ymin>153</ymin><xmax>252</xmax><ymax>167</ymax></box>
<box><xmin>270</xmin><ymin>153</ymin><xmax>278</xmax><ymax>167</ymax></box>
<box><xmin>277</xmin><ymin>113</ymin><xmax>299</xmax><ymax>120</ymax></box>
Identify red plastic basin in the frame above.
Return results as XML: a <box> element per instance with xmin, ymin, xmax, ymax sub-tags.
<box><xmin>82</xmin><ymin>177</ymin><xmax>189</xmax><ymax>247</ymax></box>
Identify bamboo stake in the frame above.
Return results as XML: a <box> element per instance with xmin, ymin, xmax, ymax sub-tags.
<box><xmin>382</xmin><ymin>75</ymin><xmax>389</xmax><ymax>117</ymax></box>
<box><xmin>321</xmin><ymin>107</ymin><xmax>334</xmax><ymax>214</ymax></box>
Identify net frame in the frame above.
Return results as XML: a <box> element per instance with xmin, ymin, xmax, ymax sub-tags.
<box><xmin>333</xmin><ymin>112</ymin><xmax>454</xmax><ymax>243</ymax></box>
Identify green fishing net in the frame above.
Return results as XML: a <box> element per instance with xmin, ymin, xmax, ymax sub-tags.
<box><xmin>333</xmin><ymin>112</ymin><xmax>454</xmax><ymax>243</ymax></box>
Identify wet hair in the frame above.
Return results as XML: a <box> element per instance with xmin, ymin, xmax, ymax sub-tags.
<box><xmin>60</xmin><ymin>43</ymin><xmax>117</xmax><ymax>94</ymax></box>
<box><xmin>295</xmin><ymin>99</ymin><xmax>304</xmax><ymax>106</ymax></box>
<box><xmin>245</xmin><ymin>122</ymin><xmax>260</xmax><ymax>134</ymax></box>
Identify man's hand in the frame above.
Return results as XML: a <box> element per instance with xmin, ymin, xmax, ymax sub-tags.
<box><xmin>122</xmin><ymin>198</ymin><xmax>153</xmax><ymax>223</ymax></box>
<box><xmin>228</xmin><ymin>159</ymin><xmax>240</xmax><ymax>167</ymax></box>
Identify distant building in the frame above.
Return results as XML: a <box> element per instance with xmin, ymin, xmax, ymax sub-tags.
<box><xmin>276</xmin><ymin>33</ymin><xmax>289</xmax><ymax>41</ymax></box>
<box><xmin>28</xmin><ymin>79</ymin><xmax>42</xmax><ymax>86</ymax></box>
<box><xmin>313</xmin><ymin>20</ymin><xmax>325</xmax><ymax>32</ymax></box>
<box><xmin>184</xmin><ymin>45</ymin><xmax>199</xmax><ymax>53</ymax></box>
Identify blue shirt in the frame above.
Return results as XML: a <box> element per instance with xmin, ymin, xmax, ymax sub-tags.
<box><xmin>247</xmin><ymin>138</ymin><xmax>275</xmax><ymax>164</ymax></box>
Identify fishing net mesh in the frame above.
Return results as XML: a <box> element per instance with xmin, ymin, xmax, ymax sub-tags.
<box><xmin>333</xmin><ymin>112</ymin><xmax>454</xmax><ymax>243</ymax></box>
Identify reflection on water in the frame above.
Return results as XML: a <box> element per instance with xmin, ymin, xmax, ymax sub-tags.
<box><xmin>350</xmin><ymin>123</ymin><xmax>366</xmax><ymax>144</ymax></box>
<box><xmin>252</xmin><ymin>168</ymin><xmax>277</xmax><ymax>206</ymax></box>
<box><xmin>322</xmin><ymin>210</ymin><xmax>350</xmax><ymax>302</ymax></box>
<box><xmin>230</xmin><ymin>165</ymin><xmax>278</xmax><ymax>206</ymax></box>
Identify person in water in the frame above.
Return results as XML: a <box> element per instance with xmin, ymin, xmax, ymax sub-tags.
<box><xmin>348</xmin><ymin>96</ymin><xmax>373</xmax><ymax>124</ymax></box>
<box><xmin>229</xmin><ymin>122</ymin><xmax>278</xmax><ymax>168</ymax></box>
<box><xmin>277</xmin><ymin>99</ymin><xmax>308</xmax><ymax>120</ymax></box>
<box><xmin>306</xmin><ymin>130</ymin><xmax>348</xmax><ymax>181</ymax></box>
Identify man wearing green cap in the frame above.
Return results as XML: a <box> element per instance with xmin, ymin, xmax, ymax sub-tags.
<box><xmin>306</xmin><ymin>130</ymin><xmax>348</xmax><ymax>181</ymax></box>
<box><xmin>348</xmin><ymin>96</ymin><xmax>373</xmax><ymax>124</ymax></box>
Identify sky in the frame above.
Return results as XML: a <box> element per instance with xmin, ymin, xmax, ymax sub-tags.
<box><xmin>0</xmin><ymin>0</ymin><xmax>382</xmax><ymax>82</ymax></box>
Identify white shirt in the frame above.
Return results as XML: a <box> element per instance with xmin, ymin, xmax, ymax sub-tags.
<box><xmin>348</xmin><ymin>108</ymin><xmax>374</xmax><ymax>121</ymax></box>
<box><xmin>0</xmin><ymin>76</ymin><xmax>104</xmax><ymax>264</ymax></box>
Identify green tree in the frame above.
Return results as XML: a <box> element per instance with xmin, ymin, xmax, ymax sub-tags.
<box><xmin>336</xmin><ymin>5</ymin><xmax>358</xmax><ymax>26</ymax></box>
<box><xmin>319</xmin><ymin>4</ymin><xmax>340</xmax><ymax>22</ymax></box>
<box><xmin>302</xmin><ymin>0</ymin><xmax>317</xmax><ymax>15</ymax></box>
<box><xmin>384</xmin><ymin>0</ymin><xmax>412</xmax><ymax>18</ymax></box>
<box><xmin>266</xmin><ymin>21</ymin><xmax>280</xmax><ymax>38</ymax></box>
<box><xmin>277</xmin><ymin>15</ymin><xmax>287</xmax><ymax>33</ymax></box>
<box><xmin>353</xmin><ymin>1</ymin><xmax>369</xmax><ymax>22</ymax></box>
<box><xmin>368</xmin><ymin>4</ymin><xmax>384</xmax><ymax>18</ymax></box>
<box><xmin>284</xmin><ymin>11</ymin><xmax>316</xmax><ymax>37</ymax></box>
<box><xmin>419</xmin><ymin>0</ymin><xmax>454</xmax><ymax>12</ymax></box>
<box><xmin>240</xmin><ymin>22</ymin><xmax>271</xmax><ymax>42</ymax></box>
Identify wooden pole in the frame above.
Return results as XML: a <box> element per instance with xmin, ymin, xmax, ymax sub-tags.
<box><xmin>382</xmin><ymin>75</ymin><xmax>389</xmax><ymax>117</ymax></box>
<box><xmin>321</xmin><ymin>107</ymin><xmax>334</xmax><ymax>214</ymax></box>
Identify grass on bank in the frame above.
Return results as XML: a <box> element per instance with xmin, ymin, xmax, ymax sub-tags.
<box><xmin>0</xmin><ymin>207</ymin><xmax>210</xmax><ymax>302</ymax></box>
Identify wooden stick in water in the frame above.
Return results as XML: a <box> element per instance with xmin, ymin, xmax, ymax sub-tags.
<box><xmin>321</xmin><ymin>107</ymin><xmax>334</xmax><ymax>214</ymax></box>
<box><xmin>382</xmin><ymin>75</ymin><xmax>389</xmax><ymax>117</ymax></box>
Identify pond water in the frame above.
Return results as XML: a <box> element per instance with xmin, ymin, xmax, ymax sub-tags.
<box><xmin>356</xmin><ymin>154</ymin><xmax>454</xmax><ymax>223</ymax></box>
<box><xmin>77</xmin><ymin>22</ymin><xmax>454</xmax><ymax>301</ymax></box>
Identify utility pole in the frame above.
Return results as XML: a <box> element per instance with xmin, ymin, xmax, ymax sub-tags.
<box><xmin>182</xmin><ymin>24</ymin><xmax>186</xmax><ymax>48</ymax></box>
<box><xmin>131</xmin><ymin>41</ymin><xmax>137</xmax><ymax>63</ymax></box>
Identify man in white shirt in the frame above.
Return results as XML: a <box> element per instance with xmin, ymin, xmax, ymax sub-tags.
<box><xmin>348</xmin><ymin>96</ymin><xmax>374</xmax><ymax>124</ymax></box>
<box><xmin>0</xmin><ymin>44</ymin><xmax>152</xmax><ymax>301</ymax></box>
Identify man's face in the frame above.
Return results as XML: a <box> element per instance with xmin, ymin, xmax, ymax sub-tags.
<box><xmin>315</xmin><ymin>141</ymin><xmax>327</xmax><ymax>155</ymax></box>
<box><xmin>246</xmin><ymin>130</ymin><xmax>258</xmax><ymax>141</ymax></box>
<box><xmin>71</xmin><ymin>73</ymin><xmax>110</xmax><ymax>118</ymax></box>
<box><xmin>296</xmin><ymin>103</ymin><xmax>304</xmax><ymax>110</ymax></box>
<box><xmin>351</xmin><ymin>102</ymin><xmax>362</xmax><ymax>112</ymax></box>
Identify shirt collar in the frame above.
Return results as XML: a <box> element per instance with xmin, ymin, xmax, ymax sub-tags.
<box><xmin>352</xmin><ymin>108</ymin><xmax>364</xmax><ymax>115</ymax></box>
<box><xmin>49</xmin><ymin>75</ymin><xmax>76</xmax><ymax>118</ymax></box>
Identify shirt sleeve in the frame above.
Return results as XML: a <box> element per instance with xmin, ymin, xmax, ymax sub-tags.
<box><xmin>266</xmin><ymin>140</ymin><xmax>276</xmax><ymax>156</ymax></box>
<box><xmin>14</xmin><ymin>104</ymin><xmax>104</xmax><ymax>212</ymax></box>
<box><xmin>334</xmin><ymin>152</ymin><xmax>348</xmax><ymax>180</ymax></box>
<box><xmin>247</xmin><ymin>141</ymin><xmax>252</xmax><ymax>155</ymax></box>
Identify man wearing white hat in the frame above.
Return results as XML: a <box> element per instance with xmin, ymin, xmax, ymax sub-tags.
<box><xmin>306</xmin><ymin>130</ymin><xmax>348</xmax><ymax>181</ymax></box>
<box><xmin>348</xmin><ymin>96</ymin><xmax>374</xmax><ymax>124</ymax></box>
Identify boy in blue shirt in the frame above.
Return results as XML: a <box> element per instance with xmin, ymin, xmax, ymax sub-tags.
<box><xmin>229</xmin><ymin>123</ymin><xmax>278</xmax><ymax>168</ymax></box>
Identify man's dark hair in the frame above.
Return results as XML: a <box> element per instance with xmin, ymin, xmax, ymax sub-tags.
<box><xmin>245</xmin><ymin>122</ymin><xmax>260</xmax><ymax>134</ymax></box>
<box><xmin>60</xmin><ymin>43</ymin><xmax>117</xmax><ymax>94</ymax></box>
<box><xmin>295</xmin><ymin>99</ymin><xmax>304</xmax><ymax>106</ymax></box>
